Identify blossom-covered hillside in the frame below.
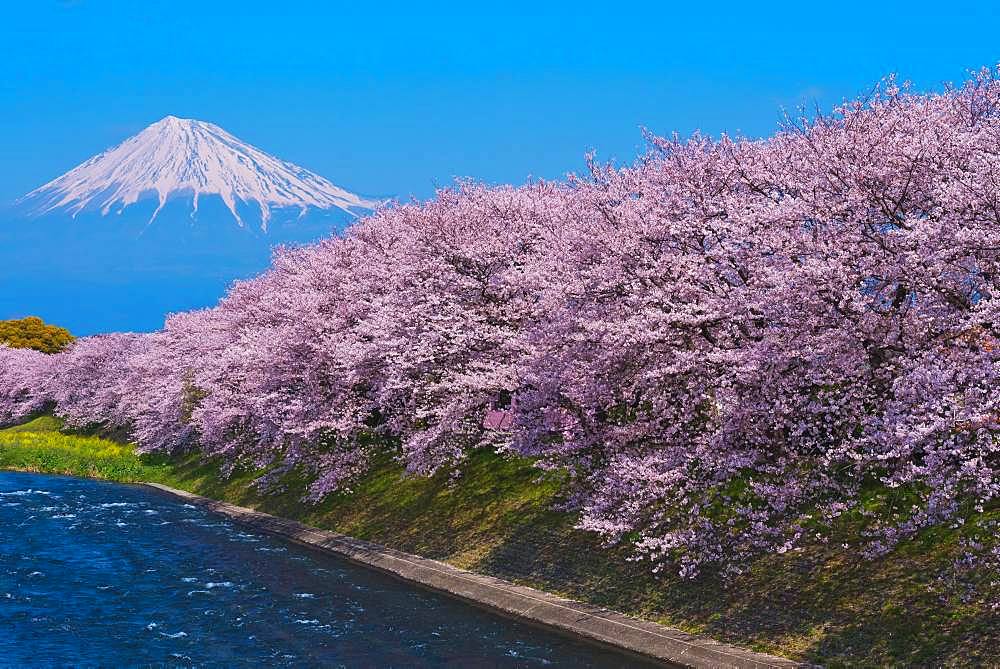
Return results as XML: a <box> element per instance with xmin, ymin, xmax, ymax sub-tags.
<box><xmin>3</xmin><ymin>72</ymin><xmax>999</xmax><ymax>590</ymax></box>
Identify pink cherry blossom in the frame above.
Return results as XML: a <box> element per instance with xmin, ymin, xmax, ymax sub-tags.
<box><xmin>3</xmin><ymin>69</ymin><xmax>999</xmax><ymax>583</ymax></box>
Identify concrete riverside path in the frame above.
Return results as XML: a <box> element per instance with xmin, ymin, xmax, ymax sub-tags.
<box><xmin>143</xmin><ymin>482</ymin><xmax>803</xmax><ymax>669</ymax></box>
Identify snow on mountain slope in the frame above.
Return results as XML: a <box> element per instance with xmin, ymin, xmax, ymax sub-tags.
<box><xmin>21</xmin><ymin>116</ymin><xmax>378</xmax><ymax>229</ymax></box>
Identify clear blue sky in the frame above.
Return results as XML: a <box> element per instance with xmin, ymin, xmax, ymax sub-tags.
<box><xmin>3</xmin><ymin>0</ymin><xmax>1000</xmax><ymax>205</ymax></box>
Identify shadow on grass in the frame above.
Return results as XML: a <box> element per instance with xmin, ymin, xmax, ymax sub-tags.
<box><xmin>155</xmin><ymin>446</ymin><xmax>998</xmax><ymax>665</ymax></box>
<box><xmin>471</xmin><ymin>508</ymin><xmax>998</xmax><ymax>667</ymax></box>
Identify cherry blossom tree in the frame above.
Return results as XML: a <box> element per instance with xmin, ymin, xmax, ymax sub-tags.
<box><xmin>6</xmin><ymin>68</ymin><xmax>1000</xmax><ymax>581</ymax></box>
<box><xmin>0</xmin><ymin>345</ymin><xmax>53</xmax><ymax>425</ymax></box>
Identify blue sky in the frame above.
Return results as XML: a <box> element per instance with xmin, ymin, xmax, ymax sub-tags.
<box><xmin>3</xmin><ymin>1</ymin><xmax>1000</xmax><ymax>335</ymax></box>
<box><xmin>4</xmin><ymin>1</ymin><xmax>1000</xmax><ymax>205</ymax></box>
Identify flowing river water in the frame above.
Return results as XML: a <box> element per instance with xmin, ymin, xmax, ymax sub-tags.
<box><xmin>0</xmin><ymin>472</ymin><xmax>657</xmax><ymax>667</ymax></box>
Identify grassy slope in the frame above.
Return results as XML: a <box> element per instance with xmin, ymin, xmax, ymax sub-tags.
<box><xmin>1</xmin><ymin>416</ymin><xmax>996</xmax><ymax>667</ymax></box>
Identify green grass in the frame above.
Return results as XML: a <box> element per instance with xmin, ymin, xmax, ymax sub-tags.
<box><xmin>0</xmin><ymin>418</ymin><xmax>166</xmax><ymax>481</ymax></box>
<box><xmin>1</xmin><ymin>415</ymin><xmax>997</xmax><ymax>666</ymax></box>
<box><xmin>2</xmin><ymin>415</ymin><xmax>67</xmax><ymax>434</ymax></box>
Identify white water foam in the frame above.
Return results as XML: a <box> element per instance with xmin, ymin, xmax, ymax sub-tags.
<box><xmin>159</xmin><ymin>631</ymin><xmax>188</xmax><ymax>639</ymax></box>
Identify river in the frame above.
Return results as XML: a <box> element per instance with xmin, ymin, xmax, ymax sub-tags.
<box><xmin>0</xmin><ymin>471</ymin><xmax>656</xmax><ymax>667</ymax></box>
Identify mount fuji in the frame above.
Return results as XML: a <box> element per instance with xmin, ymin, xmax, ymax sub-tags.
<box><xmin>1</xmin><ymin>117</ymin><xmax>382</xmax><ymax>335</ymax></box>
<box><xmin>19</xmin><ymin>115</ymin><xmax>378</xmax><ymax>229</ymax></box>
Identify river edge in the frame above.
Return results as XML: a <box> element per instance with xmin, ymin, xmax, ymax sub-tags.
<box><xmin>0</xmin><ymin>429</ymin><xmax>797</xmax><ymax>668</ymax></box>
<box><xmin>2</xmin><ymin>469</ymin><xmax>670</xmax><ymax>667</ymax></box>
<box><xmin>0</xmin><ymin>461</ymin><xmax>796</xmax><ymax>667</ymax></box>
<box><xmin>4</xmin><ymin>418</ymin><xmax>997</xmax><ymax>666</ymax></box>
<box><xmin>141</xmin><ymin>480</ymin><xmax>799</xmax><ymax>669</ymax></box>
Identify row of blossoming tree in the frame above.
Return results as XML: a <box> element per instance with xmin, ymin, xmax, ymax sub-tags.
<box><xmin>2</xmin><ymin>74</ymin><xmax>999</xmax><ymax>579</ymax></box>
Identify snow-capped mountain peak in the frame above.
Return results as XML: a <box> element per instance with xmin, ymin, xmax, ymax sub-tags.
<box><xmin>21</xmin><ymin>116</ymin><xmax>378</xmax><ymax>228</ymax></box>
